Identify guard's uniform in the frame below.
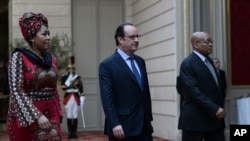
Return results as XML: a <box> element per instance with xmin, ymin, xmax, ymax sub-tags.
<box><xmin>61</xmin><ymin>71</ymin><xmax>84</xmax><ymax>139</ymax></box>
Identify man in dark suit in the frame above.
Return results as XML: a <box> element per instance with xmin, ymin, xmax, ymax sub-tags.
<box><xmin>213</xmin><ymin>57</ymin><xmax>227</xmax><ymax>105</ymax></box>
<box><xmin>99</xmin><ymin>23</ymin><xmax>153</xmax><ymax>141</ymax></box>
<box><xmin>178</xmin><ymin>32</ymin><xmax>225</xmax><ymax>141</ymax></box>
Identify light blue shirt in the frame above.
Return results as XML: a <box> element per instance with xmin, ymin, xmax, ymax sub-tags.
<box><xmin>117</xmin><ymin>48</ymin><xmax>141</xmax><ymax>76</ymax></box>
<box><xmin>193</xmin><ymin>50</ymin><xmax>206</xmax><ymax>63</ymax></box>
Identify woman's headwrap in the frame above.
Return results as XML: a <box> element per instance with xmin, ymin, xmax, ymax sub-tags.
<box><xmin>19</xmin><ymin>12</ymin><xmax>48</xmax><ymax>44</ymax></box>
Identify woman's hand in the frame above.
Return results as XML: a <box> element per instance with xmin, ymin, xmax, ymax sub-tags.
<box><xmin>38</xmin><ymin>115</ymin><xmax>51</xmax><ymax>130</ymax></box>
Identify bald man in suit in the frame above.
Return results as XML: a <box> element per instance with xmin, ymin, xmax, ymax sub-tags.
<box><xmin>178</xmin><ymin>32</ymin><xmax>225</xmax><ymax>141</ymax></box>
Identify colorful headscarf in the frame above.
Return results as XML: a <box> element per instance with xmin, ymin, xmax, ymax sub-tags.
<box><xmin>19</xmin><ymin>12</ymin><xmax>48</xmax><ymax>44</ymax></box>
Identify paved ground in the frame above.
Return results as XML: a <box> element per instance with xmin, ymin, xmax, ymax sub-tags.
<box><xmin>0</xmin><ymin>131</ymin><xmax>170</xmax><ymax>141</ymax></box>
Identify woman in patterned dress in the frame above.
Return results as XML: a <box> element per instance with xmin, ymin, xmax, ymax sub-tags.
<box><xmin>5</xmin><ymin>12</ymin><xmax>62</xmax><ymax>141</ymax></box>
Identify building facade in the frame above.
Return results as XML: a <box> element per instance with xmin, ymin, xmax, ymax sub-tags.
<box><xmin>2</xmin><ymin>0</ymin><xmax>248</xmax><ymax>140</ymax></box>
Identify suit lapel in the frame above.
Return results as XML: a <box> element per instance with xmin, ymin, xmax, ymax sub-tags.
<box><xmin>192</xmin><ymin>53</ymin><xmax>218</xmax><ymax>86</ymax></box>
<box><xmin>192</xmin><ymin>53</ymin><xmax>222</xmax><ymax>88</ymax></box>
<box><xmin>206</xmin><ymin>57</ymin><xmax>223</xmax><ymax>88</ymax></box>
<box><xmin>114</xmin><ymin>52</ymin><xmax>142</xmax><ymax>88</ymax></box>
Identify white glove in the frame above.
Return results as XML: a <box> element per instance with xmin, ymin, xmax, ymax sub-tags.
<box><xmin>80</xmin><ymin>96</ymin><xmax>85</xmax><ymax>107</ymax></box>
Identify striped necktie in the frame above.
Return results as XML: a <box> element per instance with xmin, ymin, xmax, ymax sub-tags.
<box><xmin>205</xmin><ymin>58</ymin><xmax>218</xmax><ymax>85</ymax></box>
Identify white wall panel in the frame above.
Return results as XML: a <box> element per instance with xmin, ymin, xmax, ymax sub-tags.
<box><xmin>152</xmin><ymin>100</ymin><xmax>176</xmax><ymax>116</ymax></box>
<box><xmin>137</xmin><ymin>39</ymin><xmax>175</xmax><ymax>59</ymax></box>
<box><xmin>148</xmin><ymin>71</ymin><xmax>175</xmax><ymax>86</ymax></box>
<box><xmin>153</xmin><ymin>115</ymin><xmax>177</xmax><ymax>140</ymax></box>
<box><xmin>133</xmin><ymin>0</ymin><xmax>159</xmax><ymax>14</ymax></box>
<box><xmin>146</xmin><ymin>56</ymin><xmax>175</xmax><ymax>72</ymax></box>
<box><xmin>10</xmin><ymin>0</ymin><xmax>71</xmax><ymax>42</ymax></box>
<box><xmin>139</xmin><ymin>24</ymin><xmax>175</xmax><ymax>48</ymax></box>
<box><xmin>133</xmin><ymin>0</ymin><xmax>174</xmax><ymax>25</ymax></box>
<box><xmin>138</xmin><ymin>9</ymin><xmax>175</xmax><ymax>36</ymax></box>
<box><xmin>12</xmin><ymin>0</ymin><xmax>70</xmax><ymax>4</ymax></box>
<box><xmin>150</xmin><ymin>87</ymin><xmax>176</xmax><ymax>100</ymax></box>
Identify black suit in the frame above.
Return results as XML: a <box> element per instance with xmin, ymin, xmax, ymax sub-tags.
<box><xmin>99</xmin><ymin>51</ymin><xmax>153</xmax><ymax>140</ymax></box>
<box><xmin>217</xmin><ymin>69</ymin><xmax>227</xmax><ymax>103</ymax></box>
<box><xmin>176</xmin><ymin>75</ymin><xmax>183</xmax><ymax>111</ymax></box>
<box><xmin>178</xmin><ymin>52</ymin><xmax>225</xmax><ymax>141</ymax></box>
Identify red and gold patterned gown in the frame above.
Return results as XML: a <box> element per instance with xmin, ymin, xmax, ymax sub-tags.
<box><xmin>6</xmin><ymin>51</ymin><xmax>62</xmax><ymax>141</ymax></box>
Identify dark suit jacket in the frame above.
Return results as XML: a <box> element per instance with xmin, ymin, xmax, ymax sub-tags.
<box><xmin>61</xmin><ymin>73</ymin><xmax>83</xmax><ymax>94</ymax></box>
<box><xmin>176</xmin><ymin>75</ymin><xmax>183</xmax><ymax>111</ymax></box>
<box><xmin>178</xmin><ymin>52</ymin><xmax>225</xmax><ymax>132</ymax></box>
<box><xmin>99</xmin><ymin>51</ymin><xmax>153</xmax><ymax>137</ymax></box>
<box><xmin>218</xmin><ymin>69</ymin><xmax>227</xmax><ymax>101</ymax></box>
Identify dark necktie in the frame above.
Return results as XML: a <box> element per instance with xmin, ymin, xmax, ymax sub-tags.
<box><xmin>129</xmin><ymin>56</ymin><xmax>142</xmax><ymax>89</ymax></box>
<box><xmin>205</xmin><ymin>58</ymin><xmax>218</xmax><ymax>85</ymax></box>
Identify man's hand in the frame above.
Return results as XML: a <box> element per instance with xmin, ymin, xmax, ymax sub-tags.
<box><xmin>112</xmin><ymin>125</ymin><xmax>125</xmax><ymax>139</ymax></box>
<box><xmin>216</xmin><ymin>107</ymin><xmax>226</xmax><ymax>119</ymax></box>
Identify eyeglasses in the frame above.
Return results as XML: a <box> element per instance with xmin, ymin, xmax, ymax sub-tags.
<box><xmin>124</xmin><ymin>35</ymin><xmax>141</xmax><ymax>40</ymax></box>
<box><xmin>200</xmin><ymin>40</ymin><xmax>213</xmax><ymax>45</ymax></box>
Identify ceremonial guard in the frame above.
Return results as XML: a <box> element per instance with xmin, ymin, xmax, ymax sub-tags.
<box><xmin>61</xmin><ymin>63</ymin><xmax>85</xmax><ymax>139</ymax></box>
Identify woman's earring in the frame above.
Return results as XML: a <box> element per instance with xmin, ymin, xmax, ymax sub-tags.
<box><xmin>31</xmin><ymin>40</ymin><xmax>34</xmax><ymax>46</ymax></box>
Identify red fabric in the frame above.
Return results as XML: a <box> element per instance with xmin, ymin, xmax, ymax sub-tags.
<box><xmin>19</xmin><ymin>12</ymin><xmax>48</xmax><ymax>41</ymax></box>
<box><xmin>6</xmin><ymin>99</ymin><xmax>62</xmax><ymax>141</ymax></box>
<box><xmin>63</xmin><ymin>93</ymin><xmax>80</xmax><ymax>105</ymax></box>
<box><xmin>6</xmin><ymin>52</ymin><xmax>62</xmax><ymax>141</ymax></box>
<box><xmin>230</xmin><ymin>0</ymin><xmax>250</xmax><ymax>85</ymax></box>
